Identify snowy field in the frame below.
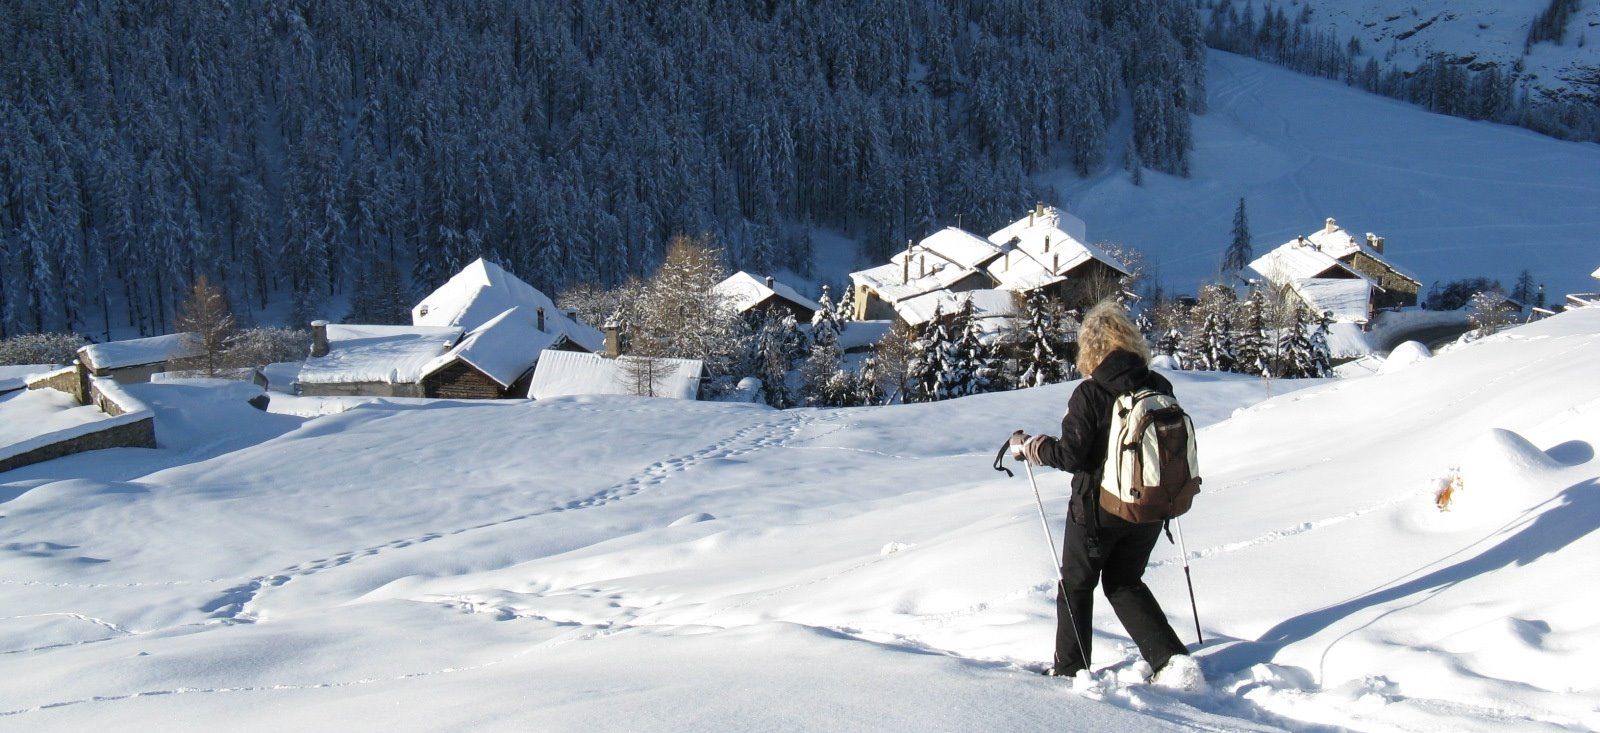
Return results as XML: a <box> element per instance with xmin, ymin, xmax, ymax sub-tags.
<box><xmin>1</xmin><ymin>307</ymin><xmax>1597</xmax><ymax>730</ymax></box>
<box><xmin>1050</xmin><ymin>52</ymin><xmax>1600</xmax><ymax>300</ymax></box>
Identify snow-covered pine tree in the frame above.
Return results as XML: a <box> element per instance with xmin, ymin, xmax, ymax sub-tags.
<box><xmin>1234</xmin><ymin>288</ymin><xmax>1271</xmax><ymax>376</ymax></box>
<box><xmin>811</xmin><ymin>285</ymin><xmax>840</xmax><ymax>351</ymax></box>
<box><xmin>1016</xmin><ymin>289</ymin><xmax>1069</xmax><ymax>388</ymax></box>
<box><xmin>752</xmin><ymin>309</ymin><xmax>804</xmax><ymax>408</ymax></box>
<box><xmin>799</xmin><ymin>336</ymin><xmax>843</xmax><ymax>407</ymax></box>
<box><xmin>1276</xmin><ymin>303</ymin><xmax>1317</xmax><ymax>378</ymax></box>
<box><xmin>1220</xmin><ymin>197</ymin><xmax>1252</xmax><ymax>280</ymax></box>
<box><xmin>1157</xmin><ymin>327</ymin><xmax>1183</xmax><ymax>359</ymax></box>
<box><xmin>1194</xmin><ymin>285</ymin><xmax>1239</xmax><ymax>372</ymax></box>
<box><xmin>1308</xmin><ymin>311</ymin><xmax>1333</xmax><ymax>378</ymax></box>
<box><xmin>835</xmin><ymin>284</ymin><xmax>856</xmax><ymax>325</ymax></box>
<box><xmin>854</xmin><ymin>354</ymin><xmax>884</xmax><ymax>406</ymax></box>
<box><xmin>910</xmin><ymin>306</ymin><xmax>948</xmax><ymax>403</ymax></box>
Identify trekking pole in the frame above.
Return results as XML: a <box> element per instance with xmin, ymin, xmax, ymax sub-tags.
<box><xmin>995</xmin><ymin>433</ymin><xmax>1092</xmax><ymax>673</ymax></box>
<box><xmin>1173</xmin><ymin>517</ymin><xmax>1203</xmax><ymax>646</ymax></box>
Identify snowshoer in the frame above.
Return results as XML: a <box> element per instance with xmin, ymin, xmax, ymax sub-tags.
<box><xmin>1011</xmin><ymin>300</ymin><xmax>1198</xmax><ymax>683</ymax></box>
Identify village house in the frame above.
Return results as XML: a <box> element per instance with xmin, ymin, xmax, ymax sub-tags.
<box><xmin>417</xmin><ymin>306</ymin><xmax>579</xmax><ymax>398</ymax></box>
<box><xmin>1567</xmin><ymin>266</ymin><xmax>1600</xmax><ymax>310</ymax></box>
<box><xmin>1249</xmin><ymin>218</ymin><xmax>1422</xmax><ymax>326</ymax></box>
<box><xmin>848</xmin><ymin>203</ymin><xmax>1129</xmax><ymax>325</ymax></box>
<box><xmin>413</xmin><ymin>258</ymin><xmax>606</xmax><ymax>351</ymax></box>
<box><xmin>77</xmin><ymin>332</ymin><xmax>203</xmax><ymax>384</ymax></box>
<box><xmin>296</xmin><ymin>258</ymin><xmax>604</xmax><ymax>398</ymax></box>
<box><xmin>295</xmin><ymin>322</ymin><xmax>464</xmax><ymax>397</ymax></box>
<box><xmin>712</xmin><ymin>271</ymin><xmax>821</xmax><ymax>322</ymax></box>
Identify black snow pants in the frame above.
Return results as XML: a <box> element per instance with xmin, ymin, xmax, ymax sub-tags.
<box><xmin>1054</xmin><ymin>515</ymin><xmax>1188</xmax><ymax>675</ymax></box>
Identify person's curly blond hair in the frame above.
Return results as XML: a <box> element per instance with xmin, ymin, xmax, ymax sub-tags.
<box><xmin>1076</xmin><ymin>300</ymin><xmax>1150</xmax><ymax>377</ymax></box>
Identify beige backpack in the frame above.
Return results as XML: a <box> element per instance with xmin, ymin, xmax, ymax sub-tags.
<box><xmin>1098</xmin><ymin>388</ymin><xmax>1202</xmax><ymax>523</ymax></box>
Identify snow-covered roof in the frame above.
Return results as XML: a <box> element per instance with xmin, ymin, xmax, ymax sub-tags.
<box><xmin>412</xmin><ymin>258</ymin><xmax>604</xmax><ymax>352</ymax></box>
<box><xmin>896</xmin><ymin>288</ymin><xmax>1020</xmax><ymax>327</ymax></box>
<box><xmin>421</xmin><ymin>308</ymin><xmax>561</xmax><ymax>389</ymax></box>
<box><xmin>1249</xmin><ymin>237</ymin><xmax>1371</xmax><ymax>286</ymax></box>
<box><xmin>527</xmin><ymin>350</ymin><xmax>702</xmax><ymax>401</ymax></box>
<box><xmin>894</xmin><ymin>228</ymin><xmax>1002</xmax><ymax>270</ymax></box>
<box><xmin>1291</xmin><ymin>278</ymin><xmax>1372</xmax><ymax>324</ymax></box>
<box><xmin>79</xmin><ymin>333</ymin><xmax>202</xmax><ymax>371</ymax></box>
<box><xmin>988</xmin><ymin>205</ymin><xmax>1088</xmax><ymax>246</ymax></box>
<box><xmin>985</xmin><ymin>205</ymin><xmax>1127</xmax><ymax>285</ymax></box>
<box><xmin>1306</xmin><ymin>222</ymin><xmax>1422</xmax><ymax>285</ymax></box>
<box><xmin>298</xmin><ymin>324</ymin><xmax>462</xmax><ymax>385</ymax></box>
<box><xmin>712</xmin><ymin>272</ymin><xmax>822</xmax><ymax>315</ymax></box>
<box><xmin>850</xmin><ymin>258</ymin><xmax>985</xmax><ymax>305</ymax></box>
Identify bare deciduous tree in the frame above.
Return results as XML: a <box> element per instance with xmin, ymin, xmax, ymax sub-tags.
<box><xmin>174</xmin><ymin>276</ymin><xmax>236</xmax><ymax>377</ymax></box>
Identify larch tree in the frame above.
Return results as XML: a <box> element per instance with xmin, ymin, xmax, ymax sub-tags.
<box><xmin>175</xmin><ymin>275</ymin><xmax>237</xmax><ymax>377</ymax></box>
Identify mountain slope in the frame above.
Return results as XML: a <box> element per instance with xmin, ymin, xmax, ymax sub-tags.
<box><xmin>1049</xmin><ymin>51</ymin><xmax>1600</xmax><ymax>300</ymax></box>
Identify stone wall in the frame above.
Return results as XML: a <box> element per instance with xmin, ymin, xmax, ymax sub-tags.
<box><xmin>0</xmin><ymin>417</ymin><xmax>155</xmax><ymax>474</ymax></box>
<box><xmin>296</xmin><ymin>380</ymin><xmax>426</xmax><ymax>398</ymax></box>
<box><xmin>1</xmin><ymin>372</ymin><xmax>157</xmax><ymax>474</ymax></box>
<box><xmin>27</xmin><ymin>364</ymin><xmax>88</xmax><ymax>404</ymax></box>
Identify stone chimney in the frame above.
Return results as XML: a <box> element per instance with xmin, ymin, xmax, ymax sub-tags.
<box><xmin>1325</xmin><ymin>217</ymin><xmax>1338</xmax><ymax>234</ymax></box>
<box><xmin>1366</xmin><ymin>233</ymin><xmax>1385</xmax><ymax>254</ymax></box>
<box><xmin>310</xmin><ymin>320</ymin><xmax>329</xmax><ymax>358</ymax></box>
<box><xmin>603</xmin><ymin>320</ymin><xmax>622</xmax><ymax>359</ymax></box>
<box><xmin>536</xmin><ymin>307</ymin><xmax>546</xmax><ymax>332</ymax></box>
<box><xmin>764</xmin><ymin>275</ymin><xmax>775</xmax><ymax>290</ymax></box>
<box><xmin>1034</xmin><ymin>201</ymin><xmax>1045</xmax><ymax>218</ymax></box>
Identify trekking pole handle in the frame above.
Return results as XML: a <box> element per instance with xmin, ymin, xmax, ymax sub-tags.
<box><xmin>993</xmin><ymin>430</ymin><xmax>1027</xmax><ymax>477</ymax></box>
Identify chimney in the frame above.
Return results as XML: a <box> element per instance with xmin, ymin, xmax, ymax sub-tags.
<box><xmin>310</xmin><ymin>320</ymin><xmax>329</xmax><ymax>358</ymax></box>
<box><xmin>1325</xmin><ymin>217</ymin><xmax>1337</xmax><ymax>234</ymax></box>
<box><xmin>764</xmin><ymin>275</ymin><xmax>775</xmax><ymax>290</ymax></box>
<box><xmin>1367</xmin><ymin>233</ymin><xmax>1385</xmax><ymax>254</ymax></box>
<box><xmin>1044</xmin><ymin>235</ymin><xmax>1051</xmax><ymax>253</ymax></box>
<box><xmin>536</xmin><ymin>306</ymin><xmax>546</xmax><ymax>332</ymax></box>
<box><xmin>604</xmin><ymin>320</ymin><xmax>622</xmax><ymax>359</ymax></box>
<box><xmin>903</xmin><ymin>241</ymin><xmax>913</xmax><ymax>283</ymax></box>
<box><xmin>1052</xmin><ymin>252</ymin><xmax>1060</xmax><ymax>272</ymax></box>
<box><xmin>919</xmin><ymin>256</ymin><xmax>927</xmax><ymax>278</ymax></box>
<box><xmin>1034</xmin><ymin>201</ymin><xmax>1045</xmax><ymax>218</ymax></box>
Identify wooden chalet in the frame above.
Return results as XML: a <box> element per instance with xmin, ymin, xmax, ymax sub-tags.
<box><xmin>848</xmin><ymin>203</ymin><xmax>1128</xmax><ymax>325</ymax></box>
<box><xmin>712</xmin><ymin>272</ymin><xmax>822</xmax><ymax>322</ymax></box>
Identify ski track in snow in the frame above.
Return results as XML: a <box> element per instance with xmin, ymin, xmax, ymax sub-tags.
<box><xmin>201</xmin><ymin>410</ymin><xmax>838</xmax><ymax>622</ymax></box>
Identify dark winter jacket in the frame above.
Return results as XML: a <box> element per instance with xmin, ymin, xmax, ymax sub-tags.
<box><xmin>1033</xmin><ymin>349</ymin><xmax>1175</xmax><ymax>528</ymax></box>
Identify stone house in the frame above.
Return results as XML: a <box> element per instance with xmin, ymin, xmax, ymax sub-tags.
<box><xmin>77</xmin><ymin>333</ymin><xmax>203</xmax><ymax>384</ymax></box>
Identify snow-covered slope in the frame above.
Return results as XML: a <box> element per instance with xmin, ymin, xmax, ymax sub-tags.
<box><xmin>1052</xmin><ymin>51</ymin><xmax>1600</xmax><ymax>300</ymax></box>
<box><xmin>1265</xmin><ymin>0</ymin><xmax>1600</xmax><ymax>98</ymax></box>
<box><xmin>3</xmin><ymin>309</ymin><xmax>1599</xmax><ymax>730</ymax></box>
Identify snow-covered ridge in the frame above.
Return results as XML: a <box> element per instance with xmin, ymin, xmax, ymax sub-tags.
<box><xmin>1244</xmin><ymin>0</ymin><xmax>1599</xmax><ymax>98</ymax></box>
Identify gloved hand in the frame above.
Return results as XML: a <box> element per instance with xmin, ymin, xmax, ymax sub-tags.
<box><xmin>1010</xmin><ymin>431</ymin><xmax>1054</xmax><ymax>465</ymax></box>
<box><xmin>1009</xmin><ymin>430</ymin><xmax>1030</xmax><ymax>459</ymax></box>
